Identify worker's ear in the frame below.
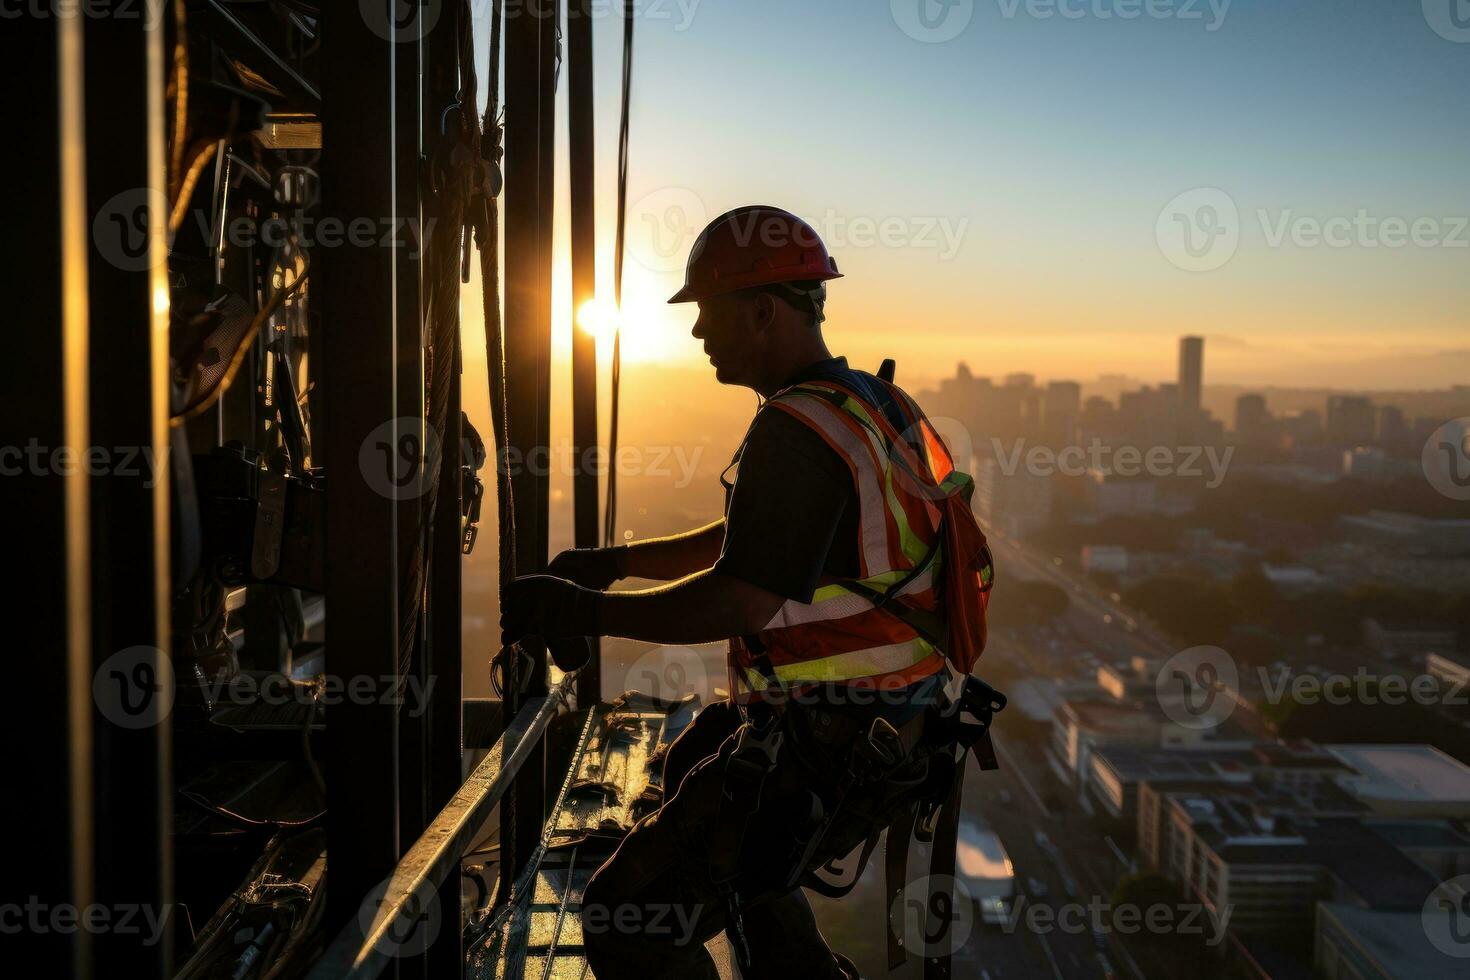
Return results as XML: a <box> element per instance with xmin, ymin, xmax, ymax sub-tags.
<box><xmin>752</xmin><ymin>292</ymin><xmax>776</xmax><ymax>330</ymax></box>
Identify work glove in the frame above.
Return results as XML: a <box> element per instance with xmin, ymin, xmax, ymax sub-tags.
<box><xmin>501</xmin><ymin>573</ymin><xmax>601</xmax><ymax>648</ymax></box>
<box><xmin>545</xmin><ymin>545</ymin><xmax>628</xmax><ymax>590</ymax></box>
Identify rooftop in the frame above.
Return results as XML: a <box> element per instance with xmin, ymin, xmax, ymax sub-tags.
<box><xmin>1317</xmin><ymin>904</ymin><xmax>1467</xmax><ymax>978</ymax></box>
<box><xmin>1326</xmin><ymin>744</ymin><xmax>1470</xmax><ymax>807</ymax></box>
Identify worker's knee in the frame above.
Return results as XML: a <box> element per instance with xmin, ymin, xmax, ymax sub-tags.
<box><xmin>581</xmin><ymin>870</ymin><xmax>619</xmax><ymax>967</ymax></box>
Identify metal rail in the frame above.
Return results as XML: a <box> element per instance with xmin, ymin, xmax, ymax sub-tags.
<box><xmin>309</xmin><ymin>672</ymin><xmax>573</xmax><ymax>980</ymax></box>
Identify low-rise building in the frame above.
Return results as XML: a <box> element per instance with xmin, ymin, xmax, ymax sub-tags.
<box><xmin>1325</xmin><ymin>744</ymin><xmax>1470</xmax><ymax>818</ymax></box>
<box><xmin>1362</xmin><ymin>618</ymin><xmax>1460</xmax><ymax>658</ymax></box>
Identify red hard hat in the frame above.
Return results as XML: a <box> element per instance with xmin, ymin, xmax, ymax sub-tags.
<box><xmin>667</xmin><ymin>205</ymin><xmax>842</xmax><ymax>304</ymax></box>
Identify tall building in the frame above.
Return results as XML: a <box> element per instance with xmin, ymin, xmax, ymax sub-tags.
<box><xmin>974</xmin><ymin>457</ymin><xmax>1052</xmax><ymax>537</ymax></box>
<box><xmin>1235</xmin><ymin>393</ymin><xmax>1274</xmax><ymax>447</ymax></box>
<box><xmin>1042</xmin><ymin>380</ymin><xmax>1081</xmax><ymax>444</ymax></box>
<box><xmin>1376</xmin><ymin>404</ymin><xmax>1407</xmax><ymax>449</ymax></box>
<box><xmin>1326</xmin><ymin>395</ymin><xmax>1376</xmax><ymax>445</ymax></box>
<box><xmin>1178</xmin><ymin>336</ymin><xmax>1204</xmax><ymax>414</ymax></box>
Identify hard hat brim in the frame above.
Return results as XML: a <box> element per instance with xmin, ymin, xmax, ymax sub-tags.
<box><xmin>667</xmin><ymin>271</ymin><xmax>842</xmax><ymax>305</ymax></box>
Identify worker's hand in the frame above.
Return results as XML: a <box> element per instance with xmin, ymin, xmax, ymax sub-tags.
<box><xmin>500</xmin><ymin>575</ymin><xmax>601</xmax><ymax>648</ymax></box>
<box><xmin>545</xmin><ymin>546</ymin><xmax>627</xmax><ymax>590</ymax></box>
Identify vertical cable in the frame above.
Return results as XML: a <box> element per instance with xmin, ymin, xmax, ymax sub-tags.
<box><xmin>603</xmin><ymin>0</ymin><xmax>633</xmax><ymax>547</ymax></box>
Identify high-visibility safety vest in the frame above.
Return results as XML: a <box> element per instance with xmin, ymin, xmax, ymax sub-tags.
<box><xmin>730</xmin><ymin>378</ymin><xmax>994</xmax><ymax>700</ymax></box>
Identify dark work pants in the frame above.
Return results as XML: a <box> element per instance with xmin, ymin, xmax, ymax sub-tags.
<box><xmin>582</xmin><ymin>699</ymin><xmax>860</xmax><ymax>979</ymax></box>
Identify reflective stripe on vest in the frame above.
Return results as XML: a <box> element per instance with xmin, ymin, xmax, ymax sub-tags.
<box><xmin>729</xmin><ymin>378</ymin><xmax>953</xmax><ymax>695</ymax></box>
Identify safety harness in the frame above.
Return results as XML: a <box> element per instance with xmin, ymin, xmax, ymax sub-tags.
<box><xmin>709</xmin><ymin>664</ymin><xmax>1006</xmax><ymax>978</ymax></box>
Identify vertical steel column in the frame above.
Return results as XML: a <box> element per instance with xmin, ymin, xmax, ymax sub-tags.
<box><xmin>422</xmin><ymin>5</ymin><xmax>466</xmax><ymax>973</ymax></box>
<box><xmin>393</xmin><ymin>0</ymin><xmax>429</xmax><ymax>862</ymax></box>
<box><xmin>320</xmin><ymin>1</ymin><xmax>402</xmax><ymax>937</ymax></box>
<box><xmin>499</xmin><ymin>0</ymin><xmax>558</xmax><ymax>898</ymax></box>
<box><xmin>568</xmin><ymin>0</ymin><xmax>602</xmax><ymax>707</ymax></box>
<box><xmin>83</xmin><ymin>11</ymin><xmax>173</xmax><ymax>978</ymax></box>
<box><xmin>7</xmin><ymin>14</ymin><xmax>95</xmax><ymax>978</ymax></box>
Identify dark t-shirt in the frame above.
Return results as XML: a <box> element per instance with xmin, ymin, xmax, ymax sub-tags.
<box><xmin>713</xmin><ymin>358</ymin><xmax>870</xmax><ymax>602</ymax></box>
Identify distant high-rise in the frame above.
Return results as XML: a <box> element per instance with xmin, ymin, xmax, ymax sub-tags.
<box><xmin>1377</xmin><ymin>405</ymin><xmax>1408</xmax><ymax>448</ymax></box>
<box><xmin>1043</xmin><ymin>381</ymin><xmax>1082</xmax><ymax>444</ymax></box>
<box><xmin>1235</xmin><ymin>394</ymin><xmax>1274</xmax><ymax>448</ymax></box>
<box><xmin>1004</xmin><ymin>372</ymin><xmax>1036</xmax><ymax>389</ymax></box>
<box><xmin>1178</xmin><ymin>336</ymin><xmax>1204</xmax><ymax>414</ymax></box>
<box><xmin>1326</xmin><ymin>395</ymin><xmax>1376</xmax><ymax>446</ymax></box>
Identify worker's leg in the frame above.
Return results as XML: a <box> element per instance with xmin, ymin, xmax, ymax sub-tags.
<box><xmin>660</xmin><ymin>697</ymin><xmax>741</xmax><ymax>797</ymax></box>
<box><xmin>583</xmin><ymin>752</ymin><xmax>726</xmax><ymax>979</ymax></box>
<box><xmin>741</xmin><ymin>888</ymin><xmax>859</xmax><ymax>980</ymax></box>
<box><xmin>586</xmin><ymin>716</ymin><xmax>856</xmax><ymax>980</ymax></box>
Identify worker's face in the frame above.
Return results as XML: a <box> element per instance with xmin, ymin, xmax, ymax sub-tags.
<box><xmin>690</xmin><ymin>292</ymin><xmax>774</xmax><ymax>390</ymax></box>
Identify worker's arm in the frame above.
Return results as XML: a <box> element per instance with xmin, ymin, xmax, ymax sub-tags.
<box><xmin>545</xmin><ymin>519</ymin><xmax>726</xmax><ymax>587</ymax></box>
<box><xmin>501</xmin><ymin>569</ymin><xmax>783</xmax><ymax>650</ymax></box>
<box><xmin>620</xmin><ymin>519</ymin><xmax>726</xmax><ymax>581</ymax></box>
<box><xmin>598</xmin><ymin>568</ymin><xmax>783</xmax><ymax>645</ymax></box>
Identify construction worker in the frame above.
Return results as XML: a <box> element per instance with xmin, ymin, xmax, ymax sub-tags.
<box><xmin>502</xmin><ymin>206</ymin><xmax>996</xmax><ymax>979</ymax></box>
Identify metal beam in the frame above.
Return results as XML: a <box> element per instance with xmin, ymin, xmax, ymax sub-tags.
<box><xmin>568</xmin><ymin>0</ymin><xmax>602</xmax><ymax>708</ymax></box>
<box><xmin>83</xmin><ymin>10</ymin><xmax>173</xmax><ymax>977</ymax></box>
<box><xmin>420</xmin><ymin>4</ymin><xmax>468</xmax><ymax>973</ymax></box>
<box><xmin>499</xmin><ymin>0</ymin><xmax>560</xmax><ymax>901</ymax></box>
<box><xmin>196</xmin><ymin>0</ymin><xmax>322</xmax><ymax>110</ymax></box>
<box><xmin>320</xmin><ymin>1</ymin><xmax>402</xmax><ymax>937</ymax></box>
<box><xmin>7</xmin><ymin>13</ymin><xmax>95</xmax><ymax>977</ymax></box>
<box><xmin>307</xmin><ymin>676</ymin><xmax>572</xmax><ymax>980</ymax></box>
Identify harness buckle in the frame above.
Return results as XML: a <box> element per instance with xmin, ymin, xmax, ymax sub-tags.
<box><xmin>723</xmin><ymin>721</ymin><xmax>783</xmax><ymax>803</ymax></box>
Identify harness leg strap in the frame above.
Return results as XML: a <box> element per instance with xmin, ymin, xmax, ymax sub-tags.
<box><xmin>884</xmin><ymin>802</ymin><xmax>919</xmax><ymax>971</ymax></box>
<box><xmin>925</xmin><ymin>752</ymin><xmax>968</xmax><ymax>980</ymax></box>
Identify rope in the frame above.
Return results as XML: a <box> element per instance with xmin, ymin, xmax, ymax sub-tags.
<box><xmin>475</xmin><ymin>0</ymin><xmax>525</xmax><ymax>908</ymax></box>
<box><xmin>603</xmin><ymin>0</ymin><xmax>634</xmax><ymax>547</ymax></box>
